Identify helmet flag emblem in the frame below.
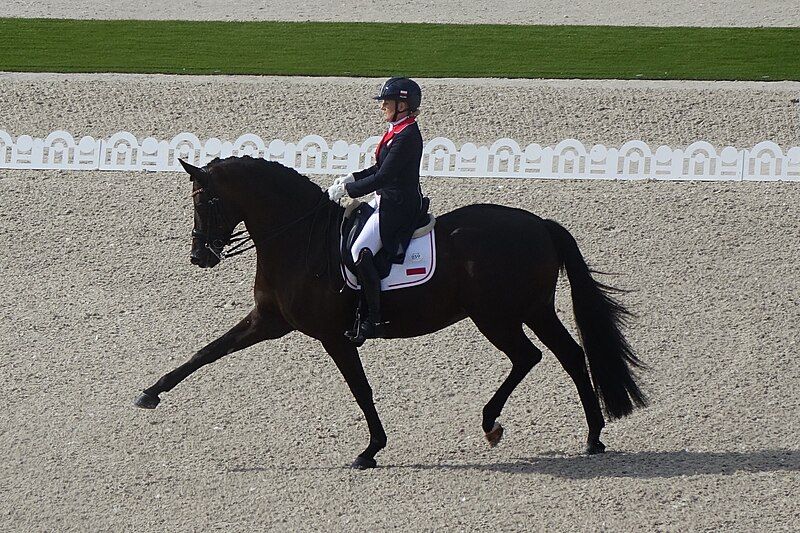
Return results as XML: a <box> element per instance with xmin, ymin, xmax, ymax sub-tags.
<box><xmin>372</xmin><ymin>77</ymin><xmax>421</xmax><ymax>109</ymax></box>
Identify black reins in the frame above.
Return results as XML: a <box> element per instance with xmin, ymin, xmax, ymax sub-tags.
<box><xmin>193</xmin><ymin>188</ymin><xmax>337</xmax><ymax>271</ymax></box>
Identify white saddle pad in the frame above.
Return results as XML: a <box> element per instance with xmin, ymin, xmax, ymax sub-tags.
<box><xmin>342</xmin><ymin>229</ymin><xmax>437</xmax><ymax>291</ymax></box>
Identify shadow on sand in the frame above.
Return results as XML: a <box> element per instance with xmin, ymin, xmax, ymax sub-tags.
<box><xmin>230</xmin><ymin>449</ymin><xmax>800</xmax><ymax>479</ymax></box>
<box><xmin>393</xmin><ymin>449</ymin><xmax>800</xmax><ymax>479</ymax></box>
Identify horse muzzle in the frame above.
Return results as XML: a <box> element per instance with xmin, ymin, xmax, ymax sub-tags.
<box><xmin>190</xmin><ymin>246</ymin><xmax>221</xmax><ymax>269</ymax></box>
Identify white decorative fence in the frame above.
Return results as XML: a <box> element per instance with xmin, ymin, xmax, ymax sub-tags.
<box><xmin>1</xmin><ymin>130</ymin><xmax>799</xmax><ymax>181</ymax></box>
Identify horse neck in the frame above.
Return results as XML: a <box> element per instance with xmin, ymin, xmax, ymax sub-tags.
<box><xmin>239</xmin><ymin>176</ymin><xmax>323</xmax><ymax>235</ymax></box>
<box><xmin>238</xmin><ymin>179</ymin><xmax>344</xmax><ymax>278</ymax></box>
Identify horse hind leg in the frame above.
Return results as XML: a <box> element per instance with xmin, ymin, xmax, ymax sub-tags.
<box><xmin>471</xmin><ymin>316</ymin><xmax>542</xmax><ymax>447</ymax></box>
<box><xmin>526</xmin><ymin>306</ymin><xmax>606</xmax><ymax>454</ymax></box>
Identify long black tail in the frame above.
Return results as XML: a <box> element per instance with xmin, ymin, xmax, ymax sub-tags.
<box><xmin>543</xmin><ymin>219</ymin><xmax>648</xmax><ymax>419</ymax></box>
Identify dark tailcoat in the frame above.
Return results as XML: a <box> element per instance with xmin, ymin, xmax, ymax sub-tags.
<box><xmin>345</xmin><ymin>121</ymin><xmax>424</xmax><ymax>264</ymax></box>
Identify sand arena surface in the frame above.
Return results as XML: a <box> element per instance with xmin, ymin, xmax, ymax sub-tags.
<box><xmin>2</xmin><ymin>73</ymin><xmax>800</xmax><ymax>148</ymax></box>
<box><xmin>2</xmin><ymin>0</ymin><xmax>799</xmax><ymax>26</ymax></box>
<box><xmin>1</xmin><ymin>72</ymin><xmax>800</xmax><ymax>531</ymax></box>
<box><xmin>1</xmin><ymin>1</ymin><xmax>799</xmax><ymax>526</ymax></box>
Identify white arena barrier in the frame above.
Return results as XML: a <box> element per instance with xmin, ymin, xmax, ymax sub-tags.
<box><xmin>0</xmin><ymin>130</ymin><xmax>798</xmax><ymax>181</ymax></box>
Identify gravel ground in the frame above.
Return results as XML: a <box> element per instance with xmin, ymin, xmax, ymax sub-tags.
<box><xmin>1</xmin><ymin>76</ymin><xmax>799</xmax><ymax>530</ymax></box>
<box><xmin>0</xmin><ymin>169</ymin><xmax>798</xmax><ymax>531</ymax></box>
<box><xmin>2</xmin><ymin>73</ymin><xmax>800</xmax><ymax>149</ymax></box>
<box><xmin>2</xmin><ymin>0</ymin><xmax>798</xmax><ymax>27</ymax></box>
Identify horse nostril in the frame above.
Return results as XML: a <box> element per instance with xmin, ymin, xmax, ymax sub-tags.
<box><xmin>190</xmin><ymin>250</ymin><xmax>203</xmax><ymax>265</ymax></box>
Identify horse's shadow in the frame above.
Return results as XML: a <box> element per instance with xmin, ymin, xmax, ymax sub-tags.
<box><xmin>230</xmin><ymin>449</ymin><xmax>800</xmax><ymax>479</ymax></box>
<box><xmin>394</xmin><ymin>449</ymin><xmax>800</xmax><ymax>479</ymax></box>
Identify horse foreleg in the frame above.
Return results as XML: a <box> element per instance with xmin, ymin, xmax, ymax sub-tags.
<box><xmin>135</xmin><ymin>307</ymin><xmax>292</xmax><ymax>408</ymax></box>
<box><xmin>322</xmin><ymin>338</ymin><xmax>386</xmax><ymax>470</ymax></box>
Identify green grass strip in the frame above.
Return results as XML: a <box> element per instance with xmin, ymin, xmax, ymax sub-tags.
<box><xmin>1</xmin><ymin>18</ymin><xmax>798</xmax><ymax>80</ymax></box>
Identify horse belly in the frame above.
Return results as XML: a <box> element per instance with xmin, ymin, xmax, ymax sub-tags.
<box><xmin>379</xmin><ymin>249</ymin><xmax>466</xmax><ymax>337</ymax></box>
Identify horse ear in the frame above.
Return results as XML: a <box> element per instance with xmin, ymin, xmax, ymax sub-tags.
<box><xmin>179</xmin><ymin>159</ymin><xmax>207</xmax><ymax>183</ymax></box>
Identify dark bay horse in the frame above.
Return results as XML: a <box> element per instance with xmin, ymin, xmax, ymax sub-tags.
<box><xmin>135</xmin><ymin>156</ymin><xmax>647</xmax><ymax>469</ymax></box>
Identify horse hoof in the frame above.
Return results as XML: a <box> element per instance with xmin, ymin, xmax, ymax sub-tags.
<box><xmin>134</xmin><ymin>391</ymin><xmax>160</xmax><ymax>409</ymax></box>
<box><xmin>351</xmin><ymin>456</ymin><xmax>377</xmax><ymax>470</ymax></box>
<box><xmin>484</xmin><ymin>422</ymin><xmax>504</xmax><ymax>447</ymax></box>
<box><xmin>586</xmin><ymin>439</ymin><xmax>606</xmax><ymax>455</ymax></box>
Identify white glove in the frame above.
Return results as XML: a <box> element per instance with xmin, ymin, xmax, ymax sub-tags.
<box><xmin>332</xmin><ymin>173</ymin><xmax>355</xmax><ymax>187</ymax></box>
<box><xmin>327</xmin><ymin>182</ymin><xmax>348</xmax><ymax>202</ymax></box>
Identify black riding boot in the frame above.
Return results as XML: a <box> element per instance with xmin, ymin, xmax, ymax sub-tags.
<box><xmin>345</xmin><ymin>249</ymin><xmax>386</xmax><ymax>344</ymax></box>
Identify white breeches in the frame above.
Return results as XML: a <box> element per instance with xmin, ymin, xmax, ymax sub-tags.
<box><xmin>351</xmin><ymin>196</ymin><xmax>382</xmax><ymax>262</ymax></box>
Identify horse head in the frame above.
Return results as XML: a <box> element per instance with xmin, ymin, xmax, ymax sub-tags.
<box><xmin>179</xmin><ymin>158</ymin><xmax>244</xmax><ymax>269</ymax></box>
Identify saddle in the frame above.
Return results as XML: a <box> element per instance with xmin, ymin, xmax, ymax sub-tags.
<box><xmin>340</xmin><ymin>197</ymin><xmax>434</xmax><ymax>279</ymax></box>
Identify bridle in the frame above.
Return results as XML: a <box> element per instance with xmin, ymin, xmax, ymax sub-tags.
<box><xmin>190</xmin><ymin>187</ymin><xmax>250</xmax><ymax>260</ymax></box>
<box><xmin>190</xmin><ymin>186</ymin><xmax>334</xmax><ymax>262</ymax></box>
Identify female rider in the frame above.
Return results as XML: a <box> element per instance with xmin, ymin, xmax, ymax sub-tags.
<box><xmin>327</xmin><ymin>77</ymin><xmax>425</xmax><ymax>344</ymax></box>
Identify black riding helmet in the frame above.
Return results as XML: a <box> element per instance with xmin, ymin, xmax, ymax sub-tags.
<box><xmin>373</xmin><ymin>77</ymin><xmax>422</xmax><ymax>121</ymax></box>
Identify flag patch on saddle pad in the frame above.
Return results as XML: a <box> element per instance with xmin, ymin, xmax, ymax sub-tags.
<box><xmin>342</xmin><ymin>230</ymin><xmax>436</xmax><ymax>291</ymax></box>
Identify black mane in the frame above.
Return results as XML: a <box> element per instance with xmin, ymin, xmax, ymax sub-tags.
<box><xmin>206</xmin><ymin>155</ymin><xmax>323</xmax><ymax>195</ymax></box>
